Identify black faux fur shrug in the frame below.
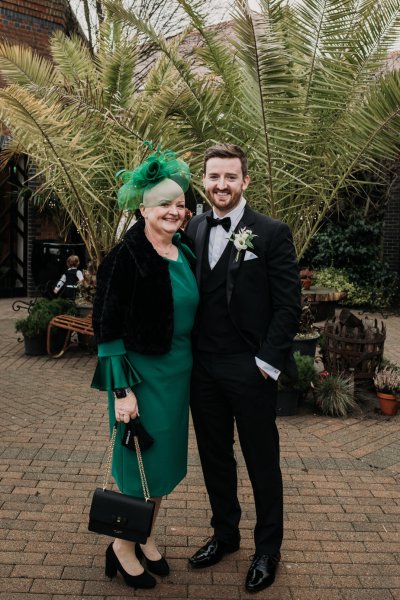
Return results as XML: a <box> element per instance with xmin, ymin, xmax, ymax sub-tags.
<box><xmin>92</xmin><ymin>219</ymin><xmax>195</xmax><ymax>354</ymax></box>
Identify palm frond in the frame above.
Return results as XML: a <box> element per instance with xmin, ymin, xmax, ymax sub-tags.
<box><xmin>50</xmin><ymin>31</ymin><xmax>98</xmax><ymax>88</ymax></box>
<box><xmin>0</xmin><ymin>41</ymin><xmax>57</xmax><ymax>87</ymax></box>
<box><xmin>175</xmin><ymin>0</ymin><xmax>240</xmax><ymax>98</ymax></box>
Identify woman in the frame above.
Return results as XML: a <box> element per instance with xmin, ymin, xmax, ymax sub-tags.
<box><xmin>91</xmin><ymin>150</ymin><xmax>198</xmax><ymax>590</ymax></box>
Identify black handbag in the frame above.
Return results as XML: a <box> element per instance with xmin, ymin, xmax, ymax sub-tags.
<box><xmin>88</xmin><ymin>423</ymin><xmax>155</xmax><ymax>543</ymax></box>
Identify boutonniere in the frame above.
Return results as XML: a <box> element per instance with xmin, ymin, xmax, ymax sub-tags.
<box><xmin>229</xmin><ymin>228</ymin><xmax>257</xmax><ymax>262</ymax></box>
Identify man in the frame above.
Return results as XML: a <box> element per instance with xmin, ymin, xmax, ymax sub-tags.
<box><xmin>186</xmin><ymin>144</ymin><xmax>301</xmax><ymax>593</ymax></box>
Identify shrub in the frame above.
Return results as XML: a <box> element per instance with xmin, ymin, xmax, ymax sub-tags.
<box><xmin>279</xmin><ymin>351</ymin><xmax>317</xmax><ymax>392</ymax></box>
<box><xmin>305</xmin><ymin>217</ymin><xmax>399</xmax><ymax>309</ymax></box>
<box><xmin>293</xmin><ymin>351</ymin><xmax>317</xmax><ymax>393</ymax></box>
<box><xmin>313</xmin><ymin>267</ymin><xmax>398</xmax><ymax>309</ymax></box>
<box><xmin>314</xmin><ymin>373</ymin><xmax>357</xmax><ymax>417</ymax></box>
<box><xmin>15</xmin><ymin>298</ymin><xmax>77</xmax><ymax>337</ymax></box>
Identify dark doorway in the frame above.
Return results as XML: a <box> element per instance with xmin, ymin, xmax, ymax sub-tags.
<box><xmin>0</xmin><ymin>157</ymin><xmax>27</xmax><ymax>297</ymax></box>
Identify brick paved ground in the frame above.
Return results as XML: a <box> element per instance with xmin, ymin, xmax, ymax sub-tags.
<box><xmin>0</xmin><ymin>299</ymin><xmax>399</xmax><ymax>600</ymax></box>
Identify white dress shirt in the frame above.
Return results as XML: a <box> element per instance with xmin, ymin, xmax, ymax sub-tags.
<box><xmin>207</xmin><ymin>198</ymin><xmax>280</xmax><ymax>381</ymax></box>
<box><xmin>208</xmin><ymin>197</ymin><xmax>246</xmax><ymax>268</ymax></box>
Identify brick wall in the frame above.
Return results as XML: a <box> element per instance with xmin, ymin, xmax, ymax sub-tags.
<box><xmin>0</xmin><ymin>0</ymin><xmax>80</xmax><ymax>61</ymax></box>
<box><xmin>383</xmin><ymin>167</ymin><xmax>400</xmax><ymax>276</ymax></box>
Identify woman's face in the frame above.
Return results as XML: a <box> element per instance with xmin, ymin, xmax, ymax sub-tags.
<box><xmin>141</xmin><ymin>195</ymin><xmax>186</xmax><ymax>235</ymax></box>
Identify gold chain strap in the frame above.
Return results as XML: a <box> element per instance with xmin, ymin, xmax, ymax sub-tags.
<box><xmin>102</xmin><ymin>423</ymin><xmax>151</xmax><ymax>501</ymax></box>
<box><xmin>134</xmin><ymin>436</ymin><xmax>151</xmax><ymax>500</ymax></box>
<box><xmin>102</xmin><ymin>424</ymin><xmax>117</xmax><ymax>491</ymax></box>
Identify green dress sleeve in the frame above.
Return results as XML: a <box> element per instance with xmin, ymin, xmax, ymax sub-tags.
<box><xmin>91</xmin><ymin>339</ymin><xmax>142</xmax><ymax>391</ymax></box>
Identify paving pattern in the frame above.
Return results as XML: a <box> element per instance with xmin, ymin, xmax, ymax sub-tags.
<box><xmin>0</xmin><ymin>299</ymin><xmax>398</xmax><ymax>599</ymax></box>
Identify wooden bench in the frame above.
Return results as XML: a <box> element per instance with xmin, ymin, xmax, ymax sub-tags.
<box><xmin>47</xmin><ymin>313</ymin><xmax>94</xmax><ymax>357</ymax></box>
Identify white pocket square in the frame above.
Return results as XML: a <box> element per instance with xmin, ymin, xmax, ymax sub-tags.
<box><xmin>244</xmin><ymin>251</ymin><xmax>258</xmax><ymax>261</ymax></box>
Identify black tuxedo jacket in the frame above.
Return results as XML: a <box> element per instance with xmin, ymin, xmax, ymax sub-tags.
<box><xmin>186</xmin><ymin>205</ymin><xmax>302</xmax><ymax>375</ymax></box>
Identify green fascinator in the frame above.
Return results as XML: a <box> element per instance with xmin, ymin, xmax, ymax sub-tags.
<box><xmin>116</xmin><ymin>148</ymin><xmax>191</xmax><ymax>210</ymax></box>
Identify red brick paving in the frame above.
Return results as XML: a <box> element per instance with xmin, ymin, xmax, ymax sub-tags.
<box><xmin>0</xmin><ymin>299</ymin><xmax>399</xmax><ymax>599</ymax></box>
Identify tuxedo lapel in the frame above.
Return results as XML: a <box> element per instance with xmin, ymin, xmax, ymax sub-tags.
<box><xmin>194</xmin><ymin>217</ymin><xmax>209</xmax><ymax>285</ymax></box>
<box><xmin>226</xmin><ymin>206</ymin><xmax>256</xmax><ymax>305</ymax></box>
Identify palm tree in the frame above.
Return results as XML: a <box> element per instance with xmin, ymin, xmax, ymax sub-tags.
<box><xmin>0</xmin><ymin>1</ymin><xmax>218</xmax><ymax>261</ymax></box>
<box><xmin>1</xmin><ymin>0</ymin><xmax>400</xmax><ymax>260</ymax></box>
<box><xmin>106</xmin><ymin>0</ymin><xmax>400</xmax><ymax>257</ymax></box>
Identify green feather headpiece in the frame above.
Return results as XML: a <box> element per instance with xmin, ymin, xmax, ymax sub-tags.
<box><xmin>116</xmin><ymin>147</ymin><xmax>191</xmax><ymax>211</ymax></box>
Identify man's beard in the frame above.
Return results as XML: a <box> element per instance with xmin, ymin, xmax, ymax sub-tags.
<box><xmin>207</xmin><ymin>188</ymin><xmax>242</xmax><ymax>212</ymax></box>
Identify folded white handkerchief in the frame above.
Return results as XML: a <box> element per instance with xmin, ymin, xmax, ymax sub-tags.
<box><xmin>244</xmin><ymin>251</ymin><xmax>258</xmax><ymax>261</ymax></box>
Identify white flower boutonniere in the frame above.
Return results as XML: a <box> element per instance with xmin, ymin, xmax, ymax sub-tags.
<box><xmin>229</xmin><ymin>228</ymin><xmax>257</xmax><ymax>262</ymax></box>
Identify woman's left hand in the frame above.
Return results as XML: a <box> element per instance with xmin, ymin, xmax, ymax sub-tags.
<box><xmin>115</xmin><ymin>390</ymin><xmax>139</xmax><ymax>423</ymax></box>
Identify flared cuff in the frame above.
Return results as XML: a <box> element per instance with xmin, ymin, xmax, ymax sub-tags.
<box><xmin>97</xmin><ymin>338</ymin><xmax>126</xmax><ymax>357</ymax></box>
<box><xmin>91</xmin><ymin>354</ymin><xmax>142</xmax><ymax>391</ymax></box>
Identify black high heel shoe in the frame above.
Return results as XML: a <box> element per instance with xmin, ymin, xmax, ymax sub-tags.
<box><xmin>135</xmin><ymin>542</ymin><xmax>170</xmax><ymax>576</ymax></box>
<box><xmin>105</xmin><ymin>542</ymin><xmax>156</xmax><ymax>589</ymax></box>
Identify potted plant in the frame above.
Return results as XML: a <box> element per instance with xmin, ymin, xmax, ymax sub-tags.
<box><xmin>314</xmin><ymin>371</ymin><xmax>357</xmax><ymax>417</ymax></box>
<box><xmin>277</xmin><ymin>351</ymin><xmax>317</xmax><ymax>416</ymax></box>
<box><xmin>373</xmin><ymin>367</ymin><xmax>400</xmax><ymax>416</ymax></box>
<box><xmin>15</xmin><ymin>297</ymin><xmax>77</xmax><ymax>355</ymax></box>
<box><xmin>292</xmin><ymin>301</ymin><xmax>320</xmax><ymax>358</ymax></box>
<box><xmin>295</xmin><ymin>351</ymin><xmax>318</xmax><ymax>404</ymax></box>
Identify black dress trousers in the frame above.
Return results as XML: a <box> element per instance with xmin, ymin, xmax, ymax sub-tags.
<box><xmin>190</xmin><ymin>350</ymin><xmax>283</xmax><ymax>554</ymax></box>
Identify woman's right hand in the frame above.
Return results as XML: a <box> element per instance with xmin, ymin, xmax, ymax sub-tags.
<box><xmin>115</xmin><ymin>390</ymin><xmax>139</xmax><ymax>423</ymax></box>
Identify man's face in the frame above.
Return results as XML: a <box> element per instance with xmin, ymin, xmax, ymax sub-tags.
<box><xmin>203</xmin><ymin>157</ymin><xmax>250</xmax><ymax>215</ymax></box>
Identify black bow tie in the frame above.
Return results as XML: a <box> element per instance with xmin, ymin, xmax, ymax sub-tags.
<box><xmin>206</xmin><ymin>215</ymin><xmax>231</xmax><ymax>232</ymax></box>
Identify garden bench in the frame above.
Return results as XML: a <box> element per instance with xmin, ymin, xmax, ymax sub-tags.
<box><xmin>47</xmin><ymin>313</ymin><xmax>94</xmax><ymax>357</ymax></box>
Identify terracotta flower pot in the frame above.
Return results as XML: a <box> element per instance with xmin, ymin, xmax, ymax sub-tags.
<box><xmin>301</xmin><ymin>278</ymin><xmax>312</xmax><ymax>290</ymax></box>
<box><xmin>376</xmin><ymin>392</ymin><xmax>398</xmax><ymax>416</ymax></box>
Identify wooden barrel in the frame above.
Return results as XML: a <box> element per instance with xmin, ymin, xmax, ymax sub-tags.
<box><xmin>322</xmin><ymin>315</ymin><xmax>386</xmax><ymax>381</ymax></box>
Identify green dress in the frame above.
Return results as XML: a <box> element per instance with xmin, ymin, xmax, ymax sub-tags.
<box><xmin>91</xmin><ymin>248</ymin><xmax>199</xmax><ymax>498</ymax></box>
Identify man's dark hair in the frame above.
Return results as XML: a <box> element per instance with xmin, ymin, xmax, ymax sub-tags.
<box><xmin>204</xmin><ymin>144</ymin><xmax>248</xmax><ymax>178</ymax></box>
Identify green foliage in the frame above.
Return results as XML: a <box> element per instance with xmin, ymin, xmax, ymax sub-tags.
<box><xmin>305</xmin><ymin>217</ymin><xmax>399</xmax><ymax>308</ymax></box>
<box><xmin>314</xmin><ymin>373</ymin><xmax>357</xmax><ymax>417</ymax></box>
<box><xmin>279</xmin><ymin>351</ymin><xmax>316</xmax><ymax>392</ymax></box>
<box><xmin>314</xmin><ymin>266</ymin><xmax>398</xmax><ymax>309</ymax></box>
<box><xmin>313</xmin><ymin>268</ymin><xmax>365</xmax><ymax>305</ymax></box>
<box><xmin>293</xmin><ymin>352</ymin><xmax>317</xmax><ymax>394</ymax></box>
<box><xmin>305</xmin><ymin>218</ymin><xmax>382</xmax><ymax>275</ymax></box>
<box><xmin>15</xmin><ymin>298</ymin><xmax>77</xmax><ymax>337</ymax></box>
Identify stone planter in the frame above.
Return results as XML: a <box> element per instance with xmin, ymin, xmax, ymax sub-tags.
<box><xmin>292</xmin><ymin>334</ymin><xmax>320</xmax><ymax>358</ymax></box>
<box><xmin>302</xmin><ymin>287</ymin><xmax>346</xmax><ymax>322</ymax></box>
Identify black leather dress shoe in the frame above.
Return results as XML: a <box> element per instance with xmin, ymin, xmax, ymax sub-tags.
<box><xmin>245</xmin><ymin>553</ymin><xmax>281</xmax><ymax>592</ymax></box>
<box><xmin>189</xmin><ymin>536</ymin><xmax>240</xmax><ymax>569</ymax></box>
